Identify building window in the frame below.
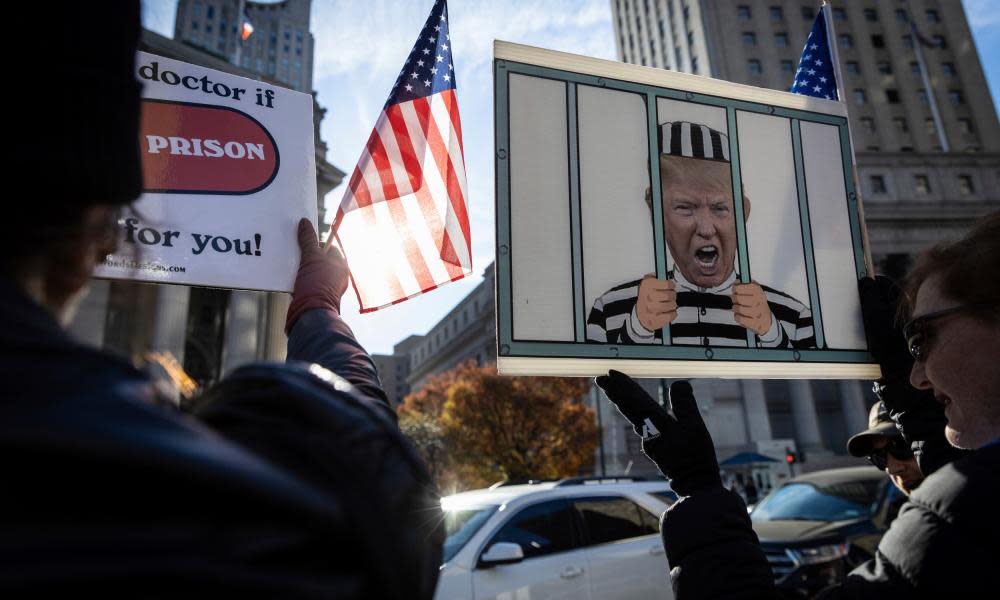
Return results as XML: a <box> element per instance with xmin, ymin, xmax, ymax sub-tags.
<box><xmin>871</xmin><ymin>34</ymin><xmax>885</xmax><ymax>48</ymax></box>
<box><xmin>802</xmin><ymin>6</ymin><xmax>815</xmax><ymax>20</ymax></box>
<box><xmin>864</xmin><ymin>8</ymin><xmax>878</xmax><ymax>22</ymax></box>
<box><xmin>941</xmin><ymin>62</ymin><xmax>956</xmax><ymax>76</ymax></box>
<box><xmin>949</xmin><ymin>90</ymin><xmax>965</xmax><ymax>105</ymax></box>
<box><xmin>918</xmin><ymin>89</ymin><xmax>928</xmax><ymax>104</ymax></box>
<box><xmin>691</xmin><ymin>55</ymin><xmax>699</xmax><ymax>72</ymax></box>
<box><xmin>194</xmin><ymin>0</ymin><xmax>202</xmax><ymax>16</ymax></box>
<box><xmin>770</xmin><ymin>6</ymin><xmax>783</xmax><ymax>21</ymax></box>
<box><xmin>738</xmin><ymin>5</ymin><xmax>751</xmax><ymax>20</ymax></box>
<box><xmin>847</xmin><ymin>61</ymin><xmax>860</xmax><ymax>75</ymax></box>
<box><xmin>854</xmin><ymin>89</ymin><xmax>867</xmax><ymax>104</ymax></box>
<box><xmin>902</xmin><ymin>35</ymin><xmax>914</xmax><ymax>49</ymax></box>
<box><xmin>774</xmin><ymin>32</ymin><xmax>789</xmax><ymax>47</ymax></box>
<box><xmin>933</xmin><ymin>35</ymin><xmax>947</xmax><ymax>49</ymax></box>
<box><xmin>914</xmin><ymin>175</ymin><xmax>931</xmax><ymax>194</ymax></box>
<box><xmin>866</xmin><ymin>145</ymin><xmax>880</xmax><ymax>152</ymax></box>
<box><xmin>910</xmin><ymin>61</ymin><xmax>921</xmax><ymax>74</ymax></box>
<box><xmin>781</xmin><ymin>60</ymin><xmax>794</xmax><ymax>73</ymax></box>
<box><xmin>893</xmin><ymin>117</ymin><xmax>908</xmax><ymax>132</ymax></box>
<box><xmin>839</xmin><ymin>34</ymin><xmax>853</xmax><ymax>49</ymax></box>
<box><xmin>957</xmin><ymin>175</ymin><xmax>975</xmax><ymax>195</ymax></box>
<box><xmin>748</xmin><ymin>59</ymin><xmax>762</xmax><ymax>74</ymax></box>
<box><xmin>958</xmin><ymin>118</ymin><xmax>974</xmax><ymax>134</ymax></box>
<box><xmin>925</xmin><ymin>118</ymin><xmax>936</xmax><ymax>135</ymax></box>
<box><xmin>886</xmin><ymin>89</ymin><xmax>901</xmax><ymax>104</ymax></box>
<box><xmin>900</xmin><ymin>146</ymin><xmax>914</xmax><ymax>153</ymax></box>
<box><xmin>895</xmin><ymin>9</ymin><xmax>907</xmax><ymax>22</ymax></box>
<box><xmin>860</xmin><ymin>117</ymin><xmax>876</xmax><ymax>134</ymax></box>
<box><xmin>926</xmin><ymin>10</ymin><xmax>941</xmax><ymax>24</ymax></box>
<box><xmin>870</xmin><ymin>175</ymin><xmax>887</xmax><ymax>194</ymax></box>
<box><xmin>207</xmin><ymin>4</ymin><xmax>215</xmax><ymax>19</ymax></box>
<box><xmin>743</xmin><ymin>32</ymin><xmax>756</xmax><ymax>46</ymax></box>
<box><xmin>877</xmin><ymin>61</ymin><xmax>892</xmax><ymax>74</ymax></box>
<box><xmin>834</xmin><ymin>8</ymin><xmax>846</xmax><ymax>21</ymax></box>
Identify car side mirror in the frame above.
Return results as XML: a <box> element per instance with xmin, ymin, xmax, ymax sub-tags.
<box><xmin>478</xmin><ymin>542</ymin><xmax>525</xmax><ymax>568</ymax></box>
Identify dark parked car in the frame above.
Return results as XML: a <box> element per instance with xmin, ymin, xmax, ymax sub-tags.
<box><xmin>750</xmin><ymin>466</ymin><xmax>904</xmax><ymax>599</ymax></box>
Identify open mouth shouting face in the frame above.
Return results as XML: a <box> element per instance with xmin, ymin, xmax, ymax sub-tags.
<box><xmin>662</xmin><ymin>188</ymin><xmax>740</xmax><ymax>289</ymax></box>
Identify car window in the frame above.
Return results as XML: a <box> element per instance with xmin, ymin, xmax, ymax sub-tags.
<box><xmin>751</xmin><ymin>480</ymin><xmax>884</xmax><ymax>522</ymax></box>
<box><xmin>442</xmin><ymin>504</ymin><xmax>499</xmax><ymax>562</ymax></box>
<box><xmin>575</xmin><ymin>496</ymin><xmax>659</xmax><ymax>546</ymax></box>
<box><xmin>487</xmin><ymin>499</ymin><xmax>578</xmax><ymax>560</ymax></box>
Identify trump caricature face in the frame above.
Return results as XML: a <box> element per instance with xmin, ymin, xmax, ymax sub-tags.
<box><xmin>658</xmin><ymin>155</ymin><xmax>750</xmax><ymax>288</ymax></box>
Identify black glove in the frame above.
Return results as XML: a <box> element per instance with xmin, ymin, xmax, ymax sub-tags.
<box><xmin>595</xmin><ymin>370</ymin><xmax>721</xmax><ymax>496</ymax></box>
<box><xmin>858</xmin><ymin>276</ymin><xmax>912</xmax><ymax>379</ymax></box>
<box><xmin>859</xmin><ymin>276</ymin><xmax>970</xmax><ymax>474</ymax></box>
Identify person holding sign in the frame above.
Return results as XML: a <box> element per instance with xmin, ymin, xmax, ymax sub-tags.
<box><xmin>0</xmin><ymin>4</ymin><xmax>441</xmax><ymax>598</ymax></box>
<box><xmin>596</xmin><ymin>212</ymin><xmax>999</xmax><ymax>598</ymax></box>
<box><xmin>587</xmin><ymin>121</ymin><xmax>815</xmax><ymax>349</ymax></box>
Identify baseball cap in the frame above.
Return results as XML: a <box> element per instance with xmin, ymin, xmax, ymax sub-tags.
<box><xmin>847</xmin><ymin>401</ymin><xmax>901</xmax><ymax>457</ymax></box>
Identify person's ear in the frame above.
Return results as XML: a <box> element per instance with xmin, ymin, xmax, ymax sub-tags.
<box><xmin>742</xmin><ymin>194</ymin><xmax>751</xmax><ymax>222</ymax></box>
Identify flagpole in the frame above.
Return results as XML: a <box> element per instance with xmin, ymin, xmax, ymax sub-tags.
<box><xmin>821</xmin><ymin>0</ymin><xmax>876</xmax><ymax>279</ymax></box>
<box><xmin>233</xmin><ymin>0</ymin><xmax>246</xmax><ymax>66</ymax></box>
<box><xmin>906</xmin><ymin>0</ymin><xmax>950</xmax><ymax>151</ymax></box>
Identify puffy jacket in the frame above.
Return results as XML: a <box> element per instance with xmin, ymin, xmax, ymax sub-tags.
<box><xmin>0</xmin><ymin>277</ymin><xmax>443</xmax><ymax>598</ymax></box>
<box><xmin>659</xmin><ymin>445</ymin><xmax>999</xmax><ymax>599</ymax></box>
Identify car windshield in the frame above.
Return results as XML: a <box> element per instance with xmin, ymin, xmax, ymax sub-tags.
<box><xmin>751</xmin><ymin>479</ymin><xmax>883</xmax><ymax>523</ymax></box>
<box><xmin>442</xmin><ymin>504</ymin><xmax>499</xmax><ymax>562</ymax></box>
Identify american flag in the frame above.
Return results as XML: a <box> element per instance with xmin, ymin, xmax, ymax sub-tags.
<box><xmin>332</xmin><ymin>0</ymin><xmax>471</xmax><ymax>313</ymax></box>
<box><xmin>790</xmin><ymin>8</ymin><xmax>838</xmax><ymax>100</ymax></box>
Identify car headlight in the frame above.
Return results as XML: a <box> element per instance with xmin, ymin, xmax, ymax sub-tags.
<box><xmin>787</xmin><ymin>543</ymin><xmax>849</xmax><ymax>566</ymax></box>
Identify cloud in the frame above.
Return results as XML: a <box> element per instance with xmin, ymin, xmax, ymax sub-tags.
<box><xmin>311</xmin><ymin>0</ymin><xmax>615</xmax><ymax>84</ymax></box>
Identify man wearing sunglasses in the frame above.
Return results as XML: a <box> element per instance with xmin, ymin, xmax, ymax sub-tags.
<box><xmin>847</xmin><ymin>401</ymin><xmax>924</xmax><ymax>496</ymax></box>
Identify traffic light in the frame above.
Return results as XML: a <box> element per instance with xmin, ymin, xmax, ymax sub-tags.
<box><xmin>785</xmin><ymin>447</ymin><xmax>797</xmax><ymax>464</ymax></box>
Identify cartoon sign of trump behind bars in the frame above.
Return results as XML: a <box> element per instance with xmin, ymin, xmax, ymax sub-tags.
<box><xmin>587</xmin><ymin>121</ymin><xmax>816</xmax><ymax>349</ymax></box>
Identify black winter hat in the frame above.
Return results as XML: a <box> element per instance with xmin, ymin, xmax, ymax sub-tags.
<box><xmin>15</xmin><ymin>1</ymin><xmax>143</xmax><ymax>207</ymax></box>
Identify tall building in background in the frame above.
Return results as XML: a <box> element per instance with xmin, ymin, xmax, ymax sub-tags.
<box><xmin>174</xmin><ymin>0</ymin><xmax>314</xmax><ymax>93</ymax></box>
<box><xmin>605</xmin><ymin>0</ymin><xmax>1000</xmax><ymax>476</ymax></box>
<box><xmin>69</xmin><ymin>0</ymin><xmax>344</xmax><ymax>401</ymax></box>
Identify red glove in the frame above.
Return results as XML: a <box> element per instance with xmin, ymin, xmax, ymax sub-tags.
<box><xmin>284</xmin><ymin>218</ymin><xmax>349</xmax><ymax>334</ymax></box>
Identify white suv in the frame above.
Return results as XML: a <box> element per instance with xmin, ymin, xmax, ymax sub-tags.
<box><xmin>435</xmin><ymin>477</ymin><xmax>677</xmax><ymax>600</ymax></box>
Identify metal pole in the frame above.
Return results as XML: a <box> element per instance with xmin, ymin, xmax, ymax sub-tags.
<box><xmin>906</xmin><ymin>1</ymin><xmax>950</xmax><ymax>151</ymax></box>
<box><xmin>233</xmin><ymin>0</ymin><xmax>247</xmax><ymax>66</ymax></box>
<box><xmin>821</xmin><ymin>1</ymin><xmax>876</xmax><ymax>278</ymax></box>
<box><xmin>594</xmin><ymin>386</ymin><xmax>607</xmax><ymax>476</ymax></box>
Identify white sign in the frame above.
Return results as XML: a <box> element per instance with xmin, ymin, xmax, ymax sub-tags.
<box><xmin>494</xmin><ymin>42</ymin><xmax>880</xmax><ymax>379</ymax></box>
<box><xmin>94</xmin><ymin>51</ymin><xmax>317</xmax><ymax>292</ymax></box>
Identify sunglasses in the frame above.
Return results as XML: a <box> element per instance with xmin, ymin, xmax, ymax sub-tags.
<box><xmin>902</xmin><ymin>304</ymin><xmax>990</xmax><ymax>362</ymax></box>
<box><xmin>867</xmin><ymin>437</ymin><xmax>913</xmax><ymax>470</ymax></box>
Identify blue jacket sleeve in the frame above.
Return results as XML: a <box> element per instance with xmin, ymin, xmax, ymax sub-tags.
<box><xmin>286</xmin><ymin>308</ymin><xmax>390</xmax><ymax>409</ymax></box>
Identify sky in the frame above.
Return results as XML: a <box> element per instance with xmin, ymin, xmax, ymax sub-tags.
<box><xmin>143</xmin><ymin>0</ymin><xmax>998</xmax><ymax>355</ymax></box>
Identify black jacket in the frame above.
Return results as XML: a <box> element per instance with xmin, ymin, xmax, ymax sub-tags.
<box><xmin>659</xmin><ymin>445</ymin><xmax>999</xmax><ymax>599</ymax></box>
<box><xmin>0</xmin><ymin>278</ymin><xmax>443</xmax><ymax>598</ymax></box>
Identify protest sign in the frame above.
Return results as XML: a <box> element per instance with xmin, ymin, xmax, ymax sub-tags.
<box><xmin>493</xmin><ymin>41</ymin><xmax>881</xmax><ymax>379</ymax></box>
<box><xmin>93</xmin><ymin>51</ymin><xmax>317</xmax><ymax>292</ymax></box>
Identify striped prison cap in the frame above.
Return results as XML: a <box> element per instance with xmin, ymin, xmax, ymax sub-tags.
<box><xmin>659</xmin><ymin>121</ymin><xmax>730</xmax><ymax>162</ymax></box>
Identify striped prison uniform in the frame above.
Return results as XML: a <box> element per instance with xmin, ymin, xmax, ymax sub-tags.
<box><xmin>586</xmin><ymin>270</ymin><xmax>815</xmax><ymax>349</ymax></box>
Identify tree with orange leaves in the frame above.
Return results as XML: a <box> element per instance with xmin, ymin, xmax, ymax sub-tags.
<box><xmin>398</xmin><ymin>361</ymin><xmax>598</xmax><ymax>492</ymax></box>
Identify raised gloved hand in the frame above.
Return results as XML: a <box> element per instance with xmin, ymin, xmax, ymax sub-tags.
<box><xmin>285</xmin><ymin>218</ymin><xmax>350</xmax><ymax>334</ymax></box>
<box><xmin>858</xmin><ymin>276</ymin><xmax>967</xmax><ymax>474</ymax></box>
<box><xmin>858</xmin><ymin>276</ymin><xmax>913</xmax><ymax>380</ymax></box>
<box><xmin>596</xmin><ymin>370</ymin><xmax>721</xmax><ymax>496</ymax></box>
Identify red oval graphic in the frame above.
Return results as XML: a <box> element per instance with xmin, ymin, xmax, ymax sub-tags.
<box><xmin>139</xmin><ymin>99</ymin><xmax>279</xmax><ymax>194</ymax></box>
